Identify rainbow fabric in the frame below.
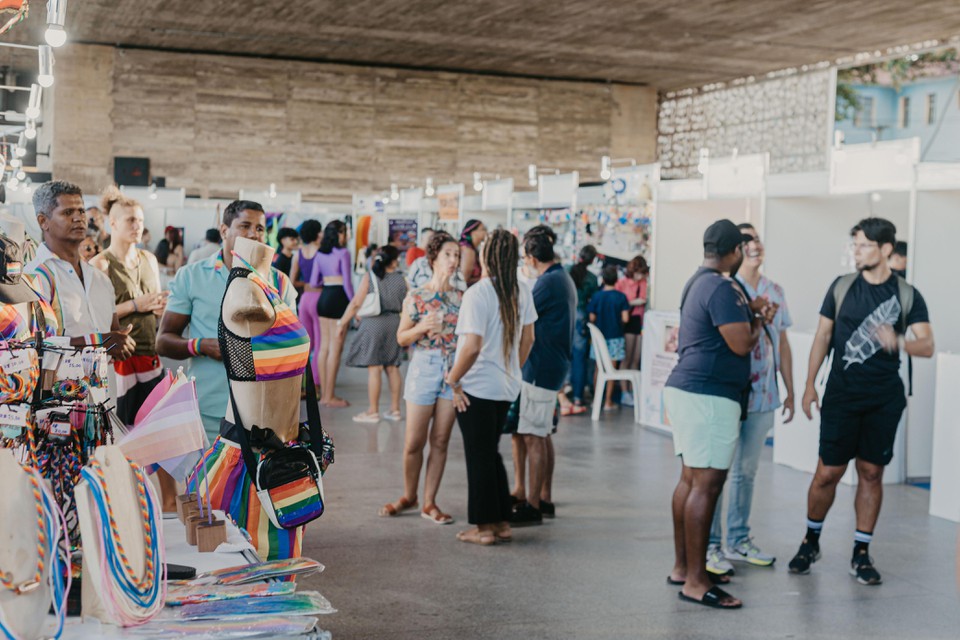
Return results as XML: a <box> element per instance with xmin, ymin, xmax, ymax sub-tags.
<box><xmin>0</xmin><ymin>302</ymin><xmax>24</xmax><ymax>340</ymax></box>
<box><xmin>188</xmin><ymin>438</ymin><xmax>303</xmax><ymax>561</ymax></box>
<box><xmin>268</xmin><ymin>475</ymin><xmax>324</xmax><ymax>527</ymax></box>
<box><xmin>231</xmin><ymin>252</ymin><xmax>310</xmax><ymax>382</ymax></box>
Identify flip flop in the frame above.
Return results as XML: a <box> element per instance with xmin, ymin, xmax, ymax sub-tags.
<box><xmin>666</xmin><ymin>573</ymin><xmax>731</xmax><ymax>586</ymax></box>
<box><xmin>678</xmin><ymin>586</ymin><xmax>742</xmax><ymax>609</ymax></box>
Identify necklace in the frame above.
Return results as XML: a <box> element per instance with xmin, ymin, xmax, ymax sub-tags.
<box><xmin>0</xmin><ymin>471</ymin><xmax>46</xmax><ymax>595</ymax></box>
<box><xmin>80</xmin><ymin>457</ymin><xmax>164</xmax><ymax>625</ymax></box>
<box><xmin>0</xmin><ymin>462</ymin><xmax>71</xmax><ymax>640</ymax></box>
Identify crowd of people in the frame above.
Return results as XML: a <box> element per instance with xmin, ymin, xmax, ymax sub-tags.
<box><xmin>9</xmin><ymin>179</ymin><xmax>933</xmax><ymax>607</ymax></box>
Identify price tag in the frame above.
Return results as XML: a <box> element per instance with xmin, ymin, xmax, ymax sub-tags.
<box><xmin>0</xmin><ymin>350</ymin><xmax>34</xmax><ymax>375</ymax></box>
<box><xmin>56</xmin><ymin>353</ymin><xmax>84</xmax><ymax>380</ymax></box>
<box><xmin>49</xmin><ymin>420</ymin><xmax>71</xmax><ymax>437</ymax></box>
<box><xmin>0</xmin><ymin>404</ymin><xmax>29</xmax><ymax>427</ymax></box>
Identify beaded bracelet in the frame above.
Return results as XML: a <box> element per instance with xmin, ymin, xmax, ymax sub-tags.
<box><xmin>87</xmin><ymin>333</ymin><xmax>104</xmax><ymax>346</ymax></box>
<box><xmin>187</xmin><ymin>338</ymin><xmax>202</xmax><ymax>357</ymax></box>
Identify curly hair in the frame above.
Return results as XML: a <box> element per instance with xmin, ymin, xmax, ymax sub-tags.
<box><xmin>33</xmin><ymin>180</ymin><xmax>83</xmax><ymax>216</ymax></box>
<box><xmin>425</xmin><ymin>231</ymin><xmax>457</xmax><ymax>268</ymax></box>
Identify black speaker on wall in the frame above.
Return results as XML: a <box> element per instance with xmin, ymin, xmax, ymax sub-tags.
<box><xmin>114</xmin><ymin>157</ymin><xmax>150</xmax><ymax>187</ymax></box>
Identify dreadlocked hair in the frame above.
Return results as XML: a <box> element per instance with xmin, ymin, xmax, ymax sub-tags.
<box><xmin>483</xmin><ymin>229</ymin><xmax>520</xmax><ymax>365</ymax></box>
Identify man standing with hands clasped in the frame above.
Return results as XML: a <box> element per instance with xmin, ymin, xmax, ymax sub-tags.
<box><xmin>789</xmin><ymin>218</ymin><xmax>933</xmax><ymax>586</ymax></box>
<box><xmin>664</xmin><ymin>219</ymin><xmax>776</xmax><ymax>610</ymax></box>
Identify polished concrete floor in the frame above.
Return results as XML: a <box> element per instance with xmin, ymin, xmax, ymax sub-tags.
<box><xmin>299</xmin><ymin>365</ymin><xmax>960</xmax><ymax>639</ymax></box>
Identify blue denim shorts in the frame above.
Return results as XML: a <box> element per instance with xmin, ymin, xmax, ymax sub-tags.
<box><xmin>403</xmin><ymin>350</ymin><xmax>453</xmax><ymax>405</ymax></box>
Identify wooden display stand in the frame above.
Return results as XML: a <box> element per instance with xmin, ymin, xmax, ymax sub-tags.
<box><xmin>176</xmin><ymin>493</ymin><xmax>197</xmax><ymax>523</ymax></box>
<box><xmin>0</xmin><ymin>450</ymin><xmax>53</xmax><ymax>640</ymax></box>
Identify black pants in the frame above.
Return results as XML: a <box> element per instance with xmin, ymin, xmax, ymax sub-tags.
<box><xmin>457</xmin><ymin>393</ymin><xmax>513</xmax><ymax>525</ymax></box>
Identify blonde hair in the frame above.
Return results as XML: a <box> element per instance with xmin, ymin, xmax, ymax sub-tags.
<box><xmin>100</xmin><ymin>185</ymin><xmax>141</xmax><ymax>218</ymax></box>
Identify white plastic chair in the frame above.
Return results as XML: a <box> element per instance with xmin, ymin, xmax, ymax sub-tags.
<box><xmin>587</xmin><ymin>322</ymin><xmax>642</xmax><ymax>423</ymax></box>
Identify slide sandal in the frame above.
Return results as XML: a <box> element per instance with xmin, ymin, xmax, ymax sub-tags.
<box><xmin>666</xmin><ymin>573</ymin><xmax>731</xmax><ymax>586</ymax></box>
<box><xmin>678</xmin><ymin>586</ymin><xmax>742</xmax><ymax>609</ymax></box>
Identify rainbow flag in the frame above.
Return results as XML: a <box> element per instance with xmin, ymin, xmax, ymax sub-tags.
<box><xmin>120</xmin><ymin>371</ymin><xmax>207</xmax><ymax>480</ymax></box>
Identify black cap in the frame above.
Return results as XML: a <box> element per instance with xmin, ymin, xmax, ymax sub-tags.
<box><xmin>703</xmin><ymin>219</ymin><xmax>753</xmax><ymax>256</ymax></box>
<box><xmin>0</xmin><ymin>234</ymin><xmax>38</xmax><ymax>305</ymax></box>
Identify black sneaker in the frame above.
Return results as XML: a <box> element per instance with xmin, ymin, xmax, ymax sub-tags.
<box><xmin>850</xmin><ymin>551</ymin><xmax>882</xmax><ymax>585</ymax></box>
<box><xmin>539</xmin><ymin>500</ymin><xmax>555</xmax><ymax>518</ymax></box>
<box><xmin>788</xmin><ymin>540</ymin><xmax>821</xmax><ymax>574</ymax></box>
<box><xmin>510</xmin><ymin>501</ymin><xmax>543</xmax><ymax>527</ymax></box>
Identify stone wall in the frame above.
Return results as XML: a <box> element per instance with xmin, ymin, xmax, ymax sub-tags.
<box><xmin>657</xmin><ymin>70</ymin><xmax>834</xmax><ymax>178</ymax></box>
<box><xmin>52</xmin><ymin>45</ymin><xmax>658</xmax><ymax>201</ymax></box>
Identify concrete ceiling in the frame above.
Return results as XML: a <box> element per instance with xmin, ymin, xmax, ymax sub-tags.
<box><xmin>10</xmin><ymin>0</ymin><xmax>960</xmax><ymax>89</ymax></box>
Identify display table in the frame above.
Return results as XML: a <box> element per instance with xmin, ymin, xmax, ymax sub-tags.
<box><xmin>54</xmin><ymin>512</ymin><xmax>259</xmax><ymax>639</ymax></box>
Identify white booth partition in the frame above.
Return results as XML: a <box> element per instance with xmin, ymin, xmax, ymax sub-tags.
<box><xmin>929</xmin><ymin>353</ymin><xmax>960</xmax><ymax>522</ymax></box>
<box><xmin>764</xmin><ymin>140</ymin><xmax>922</xmax><ymax>485</ymax></box>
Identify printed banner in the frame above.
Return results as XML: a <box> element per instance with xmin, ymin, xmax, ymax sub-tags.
<box><xmin>388</xmin><ymin>219</ymin><xmax>418</xmax><ymax>253</ymax></box>
<box><xmin>639</xmin><ymin>310</ymin><xmax>681</xmax><ymax>433</ymax></box>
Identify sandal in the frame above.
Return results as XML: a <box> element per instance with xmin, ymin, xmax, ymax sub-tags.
<box><xmin>421</xmin><ymin>504</ymin><xmax>454</xmax><ymax>525</ymax></box>
<box><xmin>456</xmin><ymin>529</ymin><xmax>496</xmax><ymax>546</ymax></box>
<box><xmin>352</xmin><ymin>411</ymin><xmax>381</xmax><ymax>423</ymax></box>
<box><xmin>678</xmin><ymin>586</ymin><xmax>742</xmax><ymax>609</ymax></box>
<box><xmin>383</xmin><ymin>410</ymin><xmax>402</xmax><ymax>422</ymax></box>
<box><xmin>666</xmin><ymin>573</ymin><xmax>731</xmax><ymax>586</ymax></box>
<box><xmin>379</xmin><ymin>497</ymin><xmax>418</xmax><ymax>517</ymax></box>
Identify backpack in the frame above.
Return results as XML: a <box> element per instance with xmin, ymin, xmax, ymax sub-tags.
<box><xmin>829</xmin><ymin>272</ymin><xmax>915</xmax><ymax>394</ymax></box>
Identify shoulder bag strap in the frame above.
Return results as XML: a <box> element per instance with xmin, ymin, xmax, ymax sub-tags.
<box><xmin>226</xmin><ymin>383</ymin><xmax>261</xmax><ymax>482</ymax></box>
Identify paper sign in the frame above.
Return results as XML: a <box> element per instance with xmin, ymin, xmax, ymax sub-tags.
<box><xmin>0</xmin><ymin>404</ymin><xmax>29</xmax><ymax>427</ymax></box>
<box><xmin>50</xmin><ymin>420</ymin><xmax>71</xmax><ymax>437</ymax></box>
<box><xmin>56</xmin><ymin>353</ymin><xmax>84</xmax><ymax>380</ymax></box>
<box><xmin>0</xmin><ymin>350</ymin><xmax>33</xmax><ymax>375</ymax></box>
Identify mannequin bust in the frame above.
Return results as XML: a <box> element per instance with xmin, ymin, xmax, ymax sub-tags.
<box><xmin>222</xmin><ymin>237</ymin><xmax>302</xmax><ymax>443</ymax></box>
<box><xmin>0</xmin><ymin>450</ymin><xmax>53</xmax><ymax>639</ymax></box>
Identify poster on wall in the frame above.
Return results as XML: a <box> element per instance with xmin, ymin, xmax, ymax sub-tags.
<box><xmin>388</xmin><ymin>219</ymin><xmax>418</xmax><ymax>253</ymax></box>
<box><xmin>353</xmin><ymin>193</ymin><xmax>385</xmax><ymax>217</ymax></box>
<box><xmin>640</xmin><ymin>310</ymin><xmax>681</xmax><ymax>434</ymax></box>
<box><xmin>437</xmin><ymin>184</ymin><xmax>464</xmax><ymax>222</ymax></box>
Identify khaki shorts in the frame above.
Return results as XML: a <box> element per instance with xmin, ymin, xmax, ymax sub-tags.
<box><xmin>663</xmin><ymin>387</ymin><xmax>741</xmax><ymax>470</ymax></box>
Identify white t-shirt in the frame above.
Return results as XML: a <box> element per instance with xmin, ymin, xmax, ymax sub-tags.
<box><xmin>455</xmin><ymin>278</ymin><xmax>538</xmax><ymax>401</ymax></box>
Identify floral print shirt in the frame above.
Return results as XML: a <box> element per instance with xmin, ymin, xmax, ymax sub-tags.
<box><xmin>736</xmin><ymin>274</ymin><xmax>792</xmax><ymax>414</ymax></box>
<box><xmin>405</xmin><ymin>286</ymin><xmax>462</xmax><ymax>358</ymax></box>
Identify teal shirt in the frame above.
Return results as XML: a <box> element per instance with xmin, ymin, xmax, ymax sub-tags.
<box><xmin>166</xmin><ymin>250</ymin><xmax>297</xmax><ymax>439</ymax></box>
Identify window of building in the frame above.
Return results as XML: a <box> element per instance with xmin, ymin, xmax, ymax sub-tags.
<box><xmin>854</xmin><ymin>96</ymin><xmax>875</xmax><ymax>127</ymax></box>
<box><xmin>899</xmin><ymin>96</ymin><xmax>910</xmax><ymax>128</ymax></box>
<box><xmin>927</xmin><ymin>93</ymin><xmax>937</xmax><ymax>125</ymax></box>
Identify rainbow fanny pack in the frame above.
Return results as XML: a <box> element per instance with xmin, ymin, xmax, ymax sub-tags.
<box><xmin>254</xmin><ymin>445</ymin><xmax>325</xmax><ymax>529</ymax></box>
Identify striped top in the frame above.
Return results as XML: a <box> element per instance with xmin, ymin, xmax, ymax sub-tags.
<box><xmin>219</xmin><ymin>252</ymin><xmax>311</xmax><ymax>382</ymax></box>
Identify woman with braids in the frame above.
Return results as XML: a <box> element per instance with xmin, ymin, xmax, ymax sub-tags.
<box><xmin>445</xmin><ymin>229</ymin><xmax>537</xmax><ymax>545</ymax></box>
<box><xmin>458</xmin><ymin>219</ymin><xmax>487</xmax><ymax>288</ymax></box>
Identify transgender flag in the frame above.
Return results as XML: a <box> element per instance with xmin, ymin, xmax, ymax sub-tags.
<box><xmin>120</xmin><ymin>370</ymin><xmax>208</xmax><ymax>481</ymax></box>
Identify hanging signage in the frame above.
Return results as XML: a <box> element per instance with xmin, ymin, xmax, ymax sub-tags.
<box><xmin>603</xmin><ymin>164</ymin><xmax>659</xmax><ymax>205</ymax></box>
<box><xmin>352</xmin><ymin>193</ymin><xmax>385</xmax><ymax>216</ymax></box>
<box><xmin>639</xmin><ymin>310</ymin><xmax>681</xmax><ymax>434</ymax></box>
<box><xmin>704</xmin><ymin>153</ymin><xmax>767</xmax><ymax>198</ymax></box>
<box><xmin>482</xmin><ymin>178</ymin><xmax>514</xmax><ymax>211</ymax></box>
<box><xmin>437</xmin><ymin>184</ymin><xmax>464</xmax><ymax>221</ymax></box>
<box><xmin>538</xmin><ymin>172</ymin><xmax>579</xmax><ymax>209</ymax></box>
<box><xmin>829</xmin><ymin>138</ymin><xmax>920</xmax><ymax>194</ymax></box>
<box><xmin>400</xmin><ymin>187</ymin><xmax>424</xmax><ymax>214</ymax></box>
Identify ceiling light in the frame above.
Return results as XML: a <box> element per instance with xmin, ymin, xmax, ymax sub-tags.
<box><xmin>424</xmin><ymin>177</ymin><xmax>434</xmax><ymax>197</ymax></box>
<box><xmin>390</xmin><ymin>183</ymin><xmax>399</xmax><ymax>201</ymax></box>
<box><xmin>24</xmin><ymin>121</ymin><xmax>36</xmax><ymax>140</ymax></box>
<box><xmin>17</xmin><ymin>133</ymin><xmax>26</xmax><ymax>149</ymax></box>
<box><xmin>528</xmin><ymin>164</ymin><xmax>538</xmax><ymax>187</ymax></box>
<box><xmin>15</xmin><ymin>147</ymin><xmax>26</xmax><ymax>158</ymax></box>
<box><xmin>473</xmin><ymin>172</ymin><xmax>482</xmax><ymax>192</ymax></box>
<box><xmin>38</xmin><ymin>46</ymin><xmax>54</xmax><ymax>88</ymax></box>
<box><xmin>25</xmin><ymin>85</ymin><xmax>41</xmax><ymax>120</ymax></box>
<box><xmin>7</xmin><ymin>177</ymin><xmax>19</xmax><ymax>188</ymax></box>
<box><xmin>45</xmin><ymin>0</ymin><xmax>67</xmax><ymax>47</ymax></box>
<box><xmin>600</xmin><ymin>156</ymin><xmax>611</xmax><ymax>180</ymax></box>
<box><xmin>149</xmin><ymin>183</ymin><xmax>158</xmax><ymax>200</ymax></box>
<box><xmin>10</xmin><ymin>158</ymin><xmax>22</xmax><ymax>168</ymax></box>
<box><xmin>15</xmin><ymin>170</ymin><xmax>25</xmax><ymax>181</ymax></box>
<box><xmin>268</xmin><ymin>183</ymin><xmax>277</xmax><ymax>199</ymax></box>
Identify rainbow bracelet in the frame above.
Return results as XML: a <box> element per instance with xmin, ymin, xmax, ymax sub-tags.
<box><xmin>87</xmin><ymin>333</ymin><xmax>104</xmax><ymax>346</ymax></box>
<box><xmin>187</xmin><ymin>338</ymin><xmax>203</xmax><ymax>357</ymax></box>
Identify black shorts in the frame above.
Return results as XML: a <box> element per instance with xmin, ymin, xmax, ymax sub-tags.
<box><xmin>624</xmin><ymin>315</ymin><xmax>644</xmax><ymax>335</ymax></box>
<box><xmin>317</xmin><ymin>285</ymin><xmax>350</xmax><ymax>319</ymax></box>
<box><xmin>818</xmin><ymin>385</ymin><xmax>906</xmax><ymax>467</ymax></box>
